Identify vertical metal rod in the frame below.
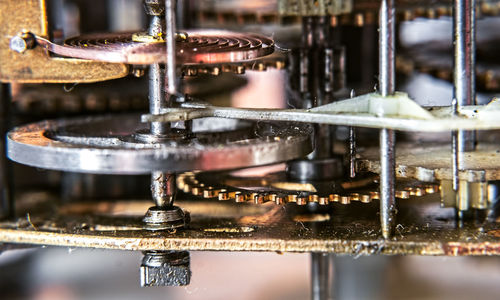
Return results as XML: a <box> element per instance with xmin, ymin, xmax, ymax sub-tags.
<box><xmin>149</xmin><ymin>63</ymin><xmax>169</xmax><ymax>134</ymax></box>
<box><xmin>379</xmin><ymin>0</ymin><xmax>395</xmax><ymax>96</ymax></box>
<box><xmin>453</xmin><ymin>0</ymin><xmax>476</xmax><ymax>152</ymax></box>
<box><xmin>311</xmin><ymin>253</ymin><xmax>333</xmax><ymax>300</ymax></box>
<box><xmin>148</xmin><ymin>13</ymin><xmax>169</xmax><ymax>135</ymax></box>
<box><xmin>0</xmin><ymin>84</ymin><xmax>12</xmax><ymax>219</ymax></box>
<box><xmin>349</xmin><ymin>126</ymin><xmax>356</xmax><ymax>178</ymax></box>
<box><xmin>165</xmin><ymin>0</ymin><xmax>177</xmax><ymax>96</ymax></box>
<box><xmin>151</xmin><ymin>171</ymin><xmax>176</xmax><ymax>207</ymax></box>
<box><xmin>349</xmin><ymin>90</ymin><xmax>356</xmax><ymax>178</ymax></box>
<box><xmin>452</xmin><ymin>0</ymin><xmax>476</xmax><ymax>195</ymax></box>
<box><xmin>379</xmin><ymin>0</ymin><xmax>396</xmax><ymax>239</ymax></box>
<box><xmin>146</xmin><ymin>0</ymin><xmax>178</xmax><ymax>208</ymax></box>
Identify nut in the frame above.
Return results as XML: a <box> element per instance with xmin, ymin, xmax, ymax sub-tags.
<box><xmin>140</xmin><ymin>251</ymin><xmax>191</xmax><ymax>286</ymax></box>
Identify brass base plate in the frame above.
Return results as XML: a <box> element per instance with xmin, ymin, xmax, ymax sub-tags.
<box><xmin>2</xmin><ymin>191</ymin><xmax>500</xmax><ymax>256</ymax></box>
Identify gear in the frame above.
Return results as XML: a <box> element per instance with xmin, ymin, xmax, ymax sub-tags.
<box><xmin>357</xmin><ymin>143</ymin><xmax>500</xmax><ymax>210</ymax></box>
<box><xmin>35</xmin><ymin>30</ymin><xmax>284</xmax><ymax>76</ymax></box>
<box><xmin>177</xmin><ymin>170</ymin><xmax>439</xmax><ymax>206</ymax></box>
<box><xmin>195</xmin><ymin>0</ymin><xmax>500</xmax><ymax>25</ymax></box>
<box><xmin>36</xmin><ymin>30</ymin><xmax>275</xmax><ymax>65</ymax></box>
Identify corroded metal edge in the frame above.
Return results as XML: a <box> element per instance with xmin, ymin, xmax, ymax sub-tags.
<box><xmin>4</xmin><ymin>194</ymin><xmax>500</xmax><ymax>256</ymax></box>
<box><xmin>1</xmin><ymin>228</ymin><xmax>499</xmax><ymax>256</ymax></box>
<box><xmin>0</xmin><ymin>229</ymin><xmax>449</xmax><ymax>255</ymax></box>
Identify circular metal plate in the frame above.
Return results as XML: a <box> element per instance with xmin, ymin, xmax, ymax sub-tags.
<box><xmin>36</xmin><ymin>30</ymin><xmax>274</xmax><ymax>65</ymax></box>
<box><xmin>7</xmin><ymin>114</ymin><xmax>313</xmax><ymax>174</ymax></box>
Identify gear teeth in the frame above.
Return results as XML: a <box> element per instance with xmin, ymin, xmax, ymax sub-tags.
<box><xmin>177</xmin><ymin>172</ymin><xmax>440</xmax><ymax>206</ymax></box>
<box><xmin>329</xmin><ymin>194</ymin><xmax>339</xmax><ymax>202</ymax></box>
<box><xmin>340</xmin><ymin>196</ymin><xmax>350</xmax><ymax>205</ymax></box>
<box><xmin>395</xmin><ymin>190</ymin><xmax>410</xmax><ymax>199</ymax></box>
<box><xmin>360</xmin><ymin>194</ymin><xmax>372</xmax><ymax>203</ymax></box>
<box><xmin>319</xmin><ymin>197</ymin><xmax>329</xmax><ymax>205</ymax></box>
<box><xmin>218</xmin><ymin>189</ymin><xmax>230</xmax><ymax>200</ymax></box>
<box><xmin>197</xmin><ymin>1</ymin><xmax>500</xmax><ymax>27</ymax></box>
<box><xmin>181</xmin><ymin>56</ymin><xmax>286</xmax><ymax>77</ymax></box>
<box><xmin>296</xmin><ymin>197</ymin><xmax>308</xmax><ymax>206</ymax></box>
<box><xmin>350</xmin><ymin>193</ymin><xmax>360</xmax><ymax>201</ymax></box>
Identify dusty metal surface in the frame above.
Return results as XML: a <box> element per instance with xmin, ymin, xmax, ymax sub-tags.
<box><xmin>0</xmin><ymin>0</ymin><xmax>128</xmax><ymax>83</ymax></box>
<box><xmin>358</xmin><ymin>143</ymin><xmax>500</xmax><ymax>182</ymax></box>
<box><xmin>1</xmin><ymin>191</ymin><xmax>500</xmax><ymax>256</ymax></box>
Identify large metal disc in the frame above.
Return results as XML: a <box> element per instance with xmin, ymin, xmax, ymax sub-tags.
<box><xmin>36</xmin><ymin>30</ymin><xmax>275</xmax><ymax>65</ymax></box>
<box><xmin>7</xmin><ymin>114</ymin><xmax>313</xmax><ymax>175</ymax></box>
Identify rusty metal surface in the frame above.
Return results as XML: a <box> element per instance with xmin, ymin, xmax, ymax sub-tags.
<box><xmin>2</xmin><ymin>191</ymin><xmax>500</xmax><ymax>256</ymax></box>
<box><xmin>0</xmin><ymin>0</ymin><xmax>128</xmax><ymax>83</ymax></box>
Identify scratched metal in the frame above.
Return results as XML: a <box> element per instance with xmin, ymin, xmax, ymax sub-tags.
<box><xmin>2</xmin><ymin>191</ymin><xmax>500</xmax><ymax>256</ymax></box>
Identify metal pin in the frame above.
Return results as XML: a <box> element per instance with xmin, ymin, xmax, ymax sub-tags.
<box><xmin>452</xmin><ymin>0</ymin><xmax>476</xmax><ymax>201</ymax></box>
<box><xmin>379</xmin><ymin>0</ymin><xmax>396</xmax><ymax>239</ymax></box>
<box><xmin>349</xmin><ymin>90</ymin><xmax>356</xmax><ymax>178</ymax></box>
<box><xmin>311</xmin><ymin>253</ymin><xmax>334</xmax><ymax>300</ymax></box>
<box><xmin>146</xmin><ymin>0</ymin><xmax>179</xmax><ymax>208</ymax></box>
<box><xmin>151</xmin><ymin>171</ymin><xmax>176</xmax><ymax>207</ymax></box>
<box><xmin>165</xmin><ymin>0</ymin><xmax>177</xmax><ymax>96</ymax></box>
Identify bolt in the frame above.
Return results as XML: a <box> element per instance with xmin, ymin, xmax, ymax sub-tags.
<box><xmin>142</xmin><ymin>205</ymin><xmax>190</xmax><ymax>231</ymax></box>
<box><xmin>10</xmin><ymin>32</ymin><xmax>36</xmax><ymax>54</ymax></box>
<box><xmin>140</xmin><ymin>251</ymin><xmax>191</xmax><ymax>287</ymax></box>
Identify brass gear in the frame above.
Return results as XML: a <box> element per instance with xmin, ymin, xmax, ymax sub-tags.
<box><xmin>177</xmin><ymin>170</ymin><xmax>439</xmax><ymax>206</ymax></box>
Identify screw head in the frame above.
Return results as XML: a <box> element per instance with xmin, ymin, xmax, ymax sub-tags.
<box><xmin>142</xmin><ymin>206</ymin><xmax>190</xmax><ymax>231</ymax></box>
<box><xmin>10</xmin><ymin>32</ymin><xmax>35</xmax><ymax>54</ymax></box>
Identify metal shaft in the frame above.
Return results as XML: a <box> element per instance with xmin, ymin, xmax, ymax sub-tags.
<box><xmin>0</xmin><ymin>84</ymin><xmax>12</xmax><ymax>218</ymax></box>
<box><xmin>349</xmin><ymin>126</ymin><xmax>356</xmax><ymax>178</ymax></box>
<box><xmin>349</xmin><ymin>90</ymin><xmax>356</xmax><ymax>178</ymax></box>
<box><xmin>379</xmin><ymin>0</ymin><xmax>396</xmax><ymax>239</ymax></box>
<box><xmin>147</xmin><ymin>0</ymin><xmax>178</xmax><ymax>207</ymax></box>
<box><xmin>151</xmin><ymin>171</ymin><xmax>176</xmax><ymax>207</ymax></box>
<box><xmin>453</xmin><ymin>0</ymin><xmax>476</xmax><ymax>152</ymax></box>
<box><xmin>149</xmin><ymin>63</ymin><xmax>169</xmax><ymax>134</ymax></box>
<box><xmin>165</xmin><ymin>0</ymin><xmax>177</xmax><ymax>96</ymax></box>
<box><xmin>452</xmin><ymin>0</ymin><xmax>476</xmax><ymax>192</ymax></box>
<box><xmin>311</xmin><ymin>253</ymin><xmax>334</xmax><ymax>300</ymax></box>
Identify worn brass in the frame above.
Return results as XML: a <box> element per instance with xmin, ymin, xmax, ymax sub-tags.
<box><xmin>0</xmin><ymin>0</ymin><xmax>128</xmax><ymax>83</ymax></box>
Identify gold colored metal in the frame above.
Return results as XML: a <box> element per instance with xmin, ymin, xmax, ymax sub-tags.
<box><xmin>177</xmin><ymin>172</ymin><xmax>440</xmax><ymax>206</ymax></box>
<box><xmin>0</xmin><ymin>0</ymin><xmax>128</xmax><ymax>83</ymax></box>
<box><xmin>3</xmin><ymin>192</ymin><xmax>500</xmax><ymax>255</ymax></box>
<box><xmin>441</xmin><ymin>180</ymin><xmax>489</xmax><ymax>210</ymax></box>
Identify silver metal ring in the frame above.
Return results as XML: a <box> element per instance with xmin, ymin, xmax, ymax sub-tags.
<box><xmin>7</xmin><ymin>114</ymin><xmax>313</xmax><ymax>174</ymax></box>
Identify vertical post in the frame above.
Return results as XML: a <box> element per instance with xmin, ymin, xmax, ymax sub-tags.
<box><xmin>311</xmin><ymin>253</ymin><xmax>333</xmax><ymax>300</ymax></box>
<box><xmin>0</xmin><ymin>84</ymin><xmax>12</xmax><ymax>219</ymax></box>
<box><xmin>165</xmin><ymin>0</ymin><xmax>177</xmax><ymax>97</ymax></box>
<box><xmin>349</xmin><ymin>90</ymin><xmax>356</xmax><ymax>178</ymax></box>
<box><xmin>452</xmin><ymin>0</ymin><xmax>476</xmax><ymax>203</ymax></box>
<box><xmin>379</xmin><ymin>0</ymin><xmax>396</xmax><ymax>239</ymax></box>
<box><xmin>145</xmin><ymin>0</ymin><xmax>178</xmax><ymax>208</ymax></box>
